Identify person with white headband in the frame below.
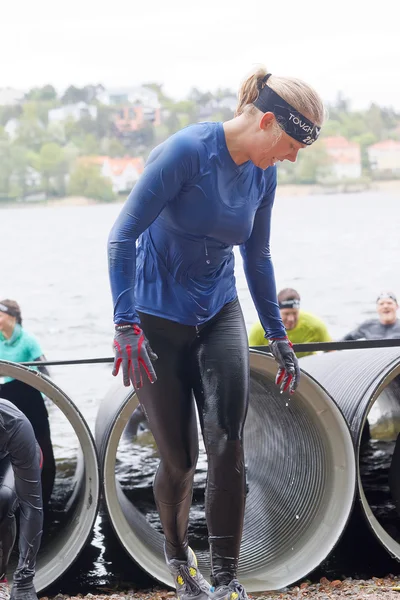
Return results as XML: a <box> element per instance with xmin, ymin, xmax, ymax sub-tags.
<box><xmin>249</xmin><ymin>288</ymin><xmax>331</xmax><ymax>358</ymax></box>
<box><xmin>342</xmin><ymin>292</ymin><xmax>400</xmax><ymax>340</ymax></box>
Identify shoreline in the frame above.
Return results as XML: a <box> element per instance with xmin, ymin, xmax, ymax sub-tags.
<box><xmin>39</xmin><ymin>576</ymin><xmax>400</xmax><ymax>599</ymax></box>
<box><xmin>1</xmin><ymin>181</ymin><xmax>400</xmax><ymax>210</ymax></box>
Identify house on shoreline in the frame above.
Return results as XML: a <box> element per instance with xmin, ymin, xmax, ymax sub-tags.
<box><xmin>80</xmin><ymin>155</ymin><xmax>145</xmax><ymax>193</ymax></box>
<box><xmin>321</xmin><ymin>136</ymin><xmax>362</xmax><ymax>180</ymax></box>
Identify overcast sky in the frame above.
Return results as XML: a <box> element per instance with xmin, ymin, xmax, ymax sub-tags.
<box><xmin>2</xmin><ymin>0</ymin><xmax>399</xmax><ymax>110</ymax></box>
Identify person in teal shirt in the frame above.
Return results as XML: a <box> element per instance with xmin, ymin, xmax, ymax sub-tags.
<box><xmin>0</xmin><ymin>300</ymin><xmax>55</xmax><ymax>505</ymax></box>
<box><xmin>0</xmin><ymin>306</ymin><xmax>48</xmax><ymax>383</ymax></box>
<box><xmin>249</xmin><ymin>288</ymin><xmax>331</xmax><ymax>358</ymax></box>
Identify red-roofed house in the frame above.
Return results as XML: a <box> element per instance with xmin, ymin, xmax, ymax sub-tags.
<box><xmin>114</xmin><ymin>105</ymin><xmax>161</xmax><ymax>134</ymax></box>
<box><xmin>367</xmin><ymin>140</ymin><xmax>400</xmax><ymax>175</ymax></box>
<box><xmin>102</xmin><ymin>157</ymin><xmax>145</xmax><ymax>192</ymax></box>
<box><xmin>321</xmin><ymin>136</ymin><xmax>362</xmax><ymax>179</ymax></box>
<box><xmin>82</xmin><ymin>156</ymin><xmax>145</xmax><ymax>193</ymax></box>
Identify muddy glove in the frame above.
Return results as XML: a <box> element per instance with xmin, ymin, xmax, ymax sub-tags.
<box><xmin>269</xmin><ymin>337</ymin><xmax>300</xmax><ymax>394</ymax></box>
<box><xmin>11</xmin><ymin>581</ymin><xmax>38</xmax><ymax>600</ymax></box>
<box><xmin>113</xmin><ymin>324</ymin><xmax>158</xmax><ymax>389</ymax></box>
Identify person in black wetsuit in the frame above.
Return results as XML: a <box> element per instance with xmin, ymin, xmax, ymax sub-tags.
<box><xmin>108</xmin><ymin>66</ymin><xmax>325</xmax><ymax>600</ymax></box>
<box><xmin>0</xmin><ymin>399</ymin><xmax>43</xmax><ymax>600</ymax></box>
<box><xmin>342</xmin><ymin>292</ymin><xmax>400</xmax><ymax>340</ymax></box>
<box><xmin>0</xmin><ymin>300</ymin><xmax>55</xmax><ymax>505</ymax></box>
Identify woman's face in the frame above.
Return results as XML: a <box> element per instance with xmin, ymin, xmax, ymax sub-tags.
<box><xmin>0</xmin><ymin>311</ymin><xmax>15</xmax><ymax>333</ymax></box>
<box><xmin>249</xmin><ymin>112</ymin><xmax>307</xmax><ymax>170</ymax></box>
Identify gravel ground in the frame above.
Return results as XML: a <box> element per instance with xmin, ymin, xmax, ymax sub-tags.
<box><xmin>39</xmin><ymin>577</ymin><xmax>400</xmax><ymax>600</ymax></box>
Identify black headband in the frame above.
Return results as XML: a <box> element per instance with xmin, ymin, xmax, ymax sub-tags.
<box><xmin>253</xmin><ymin>74</ymin><xmax>320</xmax><ymax>145</ymax></box>
<box><xmin>279</xmin><ymin>299</ymin><xmax>301</xmax><ymax>310</ymax></box>
<box><xmin>0</xmin><ymin>303</ymin><xmax>19</xmax><ymax>318</ymax></box>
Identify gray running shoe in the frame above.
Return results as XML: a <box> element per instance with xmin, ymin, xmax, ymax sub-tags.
<box><xmin>210</xmin><ymin>579</ymin><xmax>248</xmax><ymax>600</ymax></box>
<box><xmin>166</xmin><ymin>546</ymin><xmax>211</xmax><ymax>600</ymax></box>
<box><xmin>0</xmin><ymin>581</ymin><xmax>9</xmax><ymax>600</ymax></box>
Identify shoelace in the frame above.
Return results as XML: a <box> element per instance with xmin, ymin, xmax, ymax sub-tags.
<box><xmin>229</xmin><ymin>580</ymin><xmax>246</xmax><ymax>599</ymax></box>
<box><xmin>179</xmin><ymin>564</ymin><xmax>202</xmax><ymax>596</ymax></box>
<box><xmin>0</xmin><ymin>582</ymin><xmax>9</xmax><ymax>600</ymax></box>
<box><xmin>212</xmin><ymin>580</ymin><xmax>246</xmax><ymax>599</ymax></box>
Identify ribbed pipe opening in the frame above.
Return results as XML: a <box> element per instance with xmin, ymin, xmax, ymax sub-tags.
<box><xmin>301</xmin><ymin>349</ymin><xmax>400</xmax><ymax>564</ymax></box>
<box><xmin>0</xmin><ymin>361</ymin><xmax>100</xmax><ymax>593</ymax></box>
<box><xmin>358</xmin><ymin>368</ymin><xmax>400</xmax><ymax>560</ymax></box>
<box><xmin>96</xmin><ymin>350</ymin><xmax>355</xmax><ymax>591</ymax></box>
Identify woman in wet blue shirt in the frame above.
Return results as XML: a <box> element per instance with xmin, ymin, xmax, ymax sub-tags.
<box><xmin>108</xmin><ymin>66</ymin><xmax>325</xmax><ymax>600</ymax></box>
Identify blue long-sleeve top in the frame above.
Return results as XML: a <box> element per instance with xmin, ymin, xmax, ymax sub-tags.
<box><xmin>108</xmin><ymin>122</ymin><xmax>286</xmax><ymax>339</ymax></box>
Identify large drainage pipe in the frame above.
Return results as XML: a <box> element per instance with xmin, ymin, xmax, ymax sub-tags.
<box><xmin>301</xmin><ymin>347</ymin><xmax>400</xmax><ymax>561</ymax></box>
<box><xmin>96</xmin><ymin>350</ymin><xmax>356</xmax><ymax>591</ymax></box>
<box><xmin>0</xmin><ymin>361</ymin><xmax>100</xmax><ymax>593</ymax></box>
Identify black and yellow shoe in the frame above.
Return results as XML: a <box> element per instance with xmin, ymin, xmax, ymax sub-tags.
<box><xmin>210</xmin><ymin>579</ymin><xmax>248</xmax><ymax>600</ymax></box>
<box><xmin>166</xmin><ymin>547</ymin><xmax>211</xmax><ymax>600</ymax></box>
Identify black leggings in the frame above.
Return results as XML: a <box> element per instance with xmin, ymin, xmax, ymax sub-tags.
<box><xmin>137</xmin><ymin>298</ymin><xmax>249</xmax><ymax>586</ymax></box>
<box><xmin>0</xmin><ymin>380</ymin><xmax>55</xmax><ymax>506</ymax></box>
<box><xmin>0</xmin><ymin>458</ymin><xmax>17</xmax><ymax>578</ymax></box>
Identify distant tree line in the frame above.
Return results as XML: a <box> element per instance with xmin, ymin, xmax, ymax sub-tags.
<box><xmin>0</xmin><ymin>84</ymin><xmax>398</xmax><ymax>202</ymax></box>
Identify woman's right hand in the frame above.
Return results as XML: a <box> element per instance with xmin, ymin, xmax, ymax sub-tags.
<box><xmin>112</xmin><ymin>324</ymin><xmax>158</xmax><ymax>389</ymax></box>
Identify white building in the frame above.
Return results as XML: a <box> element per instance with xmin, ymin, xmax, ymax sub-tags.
<box><xmin>198</xmin><ymin>95</ymin><xmax>237</xmax><ymax>119</ymax></box>
<box><xmin>4</xmin><ymin>118</ymin><xmax>20</xmax><ymax>140</ymax></box>
<box><xmin>101</xmin><ymin>157</ymin><xmax>144</xmax><ymax>192</ymax></box>
<box><xmin>368</xmin><ymin>140</ymin><xmax>400</xmax><ymax>175</ymax></box>
<box><xmin>48</xmin><ymin>102</ymin><xmax>98</xmax><ymax>123</ymax></box>
<box><xmin>98</xmin><ymin>86</ymin><xmax>160</xmax><ymax>110</ymax></box>
<box><xmin>10</xmin><ymin>166</ymin><xmax>41</xmax><ymax>191</ymax></box>
<box><xmin>82</xmin><ymin>156</ymin><xmax>145</xmax><ymax>193</ymax></box>
<box><xmin>322</xmin><ymin>136</ymin><xmax>362</xmax><ymax>179</ymax></box>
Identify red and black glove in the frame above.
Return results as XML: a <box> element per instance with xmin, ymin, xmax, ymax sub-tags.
<box><xmin>113</xmin><ymin>324</ymin><xmax>158</xmax><ymax>389</ymax></box>
<box><xmin>269</xmin><ymin>337</ymin><xmax>300</xmax><ymax>394</ymax></box>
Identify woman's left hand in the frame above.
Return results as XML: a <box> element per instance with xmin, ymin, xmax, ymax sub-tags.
<box><xmin>268</xmin><ymin>337</ymin><xmax>300</xmax><ymax>394</ymax></box>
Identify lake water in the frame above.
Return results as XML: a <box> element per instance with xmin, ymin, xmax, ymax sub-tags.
<box><xmin>1</xmin><ymin>189</ymin><xmax>400</xmax><ymax>592</ymax></box>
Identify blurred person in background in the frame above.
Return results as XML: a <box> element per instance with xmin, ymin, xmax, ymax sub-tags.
<box><xmin>341</xmin><ymin>292</ymin><xmax>400</xmax><ymax>340</ymax></box>
<box><xmin>249</xmin><ymin>288</ymin><xmax>332</xmax><ymax>358</ymax></box>
<box><xmin>0</xmin><ymin>300</ymin><xmax>55</xmax><ymax>505</ymax></box>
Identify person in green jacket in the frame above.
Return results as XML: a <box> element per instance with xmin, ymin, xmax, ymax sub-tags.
<box><xmin>248</xmin><ymin>288</ymin><xmax>331</xmax><ymax>358</ymax></box>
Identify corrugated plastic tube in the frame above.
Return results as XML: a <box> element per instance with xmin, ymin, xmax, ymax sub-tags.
<box><xmin>301</xmin><ymin>347</ymin><xmax>400</xmax><ymax>561</ymax></box>
<box><xmin>95</xmin><ymin>350</ymin><xmax>356</xmax><ymax>591</ymax></box>
<box><xmin>0</xmin><ymin>360</ymin><xmax>100</xmax><ymax>593</ymax></box>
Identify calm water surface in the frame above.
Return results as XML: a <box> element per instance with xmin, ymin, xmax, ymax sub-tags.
<box><xmin>1</xmin><ymin>190</ymin><xmax>400</xmax><ymax>591</ymax></box>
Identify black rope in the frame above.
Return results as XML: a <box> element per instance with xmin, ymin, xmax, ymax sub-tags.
<box><xmin>16</xmin><ymin>338</ymin><xmax>400</xmax><ymax>368</ymax></box>
<box><xmin>268</xmin><ymin>338</ymin><xmax>400</xmax><ymax>353</ymax></box>
<box><xmin>21</xmin><ymin>357</ymin><xmax>114</xmax><ymax>367</ymax></box>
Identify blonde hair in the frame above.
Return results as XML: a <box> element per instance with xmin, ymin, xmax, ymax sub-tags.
<box><xmin>235</xmin><ymin>66</ymin><xmax>325</xmax><ymax>129</ymax></box>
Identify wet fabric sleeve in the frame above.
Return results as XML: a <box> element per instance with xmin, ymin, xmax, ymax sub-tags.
<box><xmin>239</xmin><ymin>177</ymin><xmax>286</xmax><ymax>340</ymax></box>
<box><xmin>108</xmin><ymin>139</ymin><xmax>199</xmax><ymax>325</ymax></box>
<box><xmin>8</xmin><ymin>417</ymin><xmax>43</xmax><ymax>587</ymax></box>
<box><xmin>342</xmin><ymin>326</ymin><xmax>364</xmax><ymax>340</ymax></box>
